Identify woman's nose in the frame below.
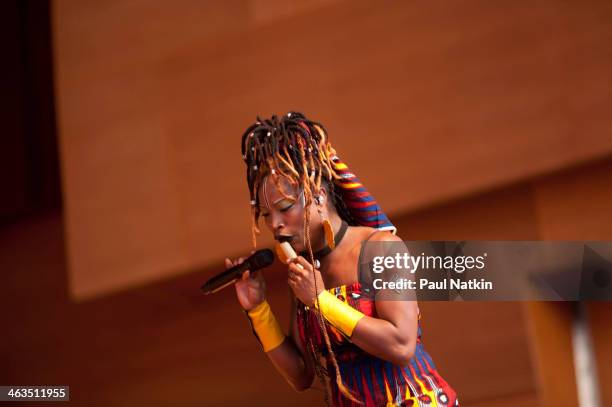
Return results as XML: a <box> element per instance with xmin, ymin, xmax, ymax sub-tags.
<box><xmin>270</xmin><ymin>212</ymin><xmax>285</xmax><ymax>231</ymax></box>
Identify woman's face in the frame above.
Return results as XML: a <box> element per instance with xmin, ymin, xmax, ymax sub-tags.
<box><xmin>257</xmin><ymin>174</ymin><xmax>324</xmax><ymax>253</ymax></box>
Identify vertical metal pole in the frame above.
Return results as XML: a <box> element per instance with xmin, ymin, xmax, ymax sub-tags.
<box><xmin>572</xmin><ymin>302</ymin><xmax>601</xmax><ymax>407</ymax></box>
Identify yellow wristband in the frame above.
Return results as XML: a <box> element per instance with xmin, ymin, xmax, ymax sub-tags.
<box><xmin>245</xmin><ymin>300</ymin><xmax>285</xmax><ymax>352</ymax></box>
<box><xmin>314</xmin><ymin>290</ymin><xmax>365</xmax><ymax>338</ymax></box>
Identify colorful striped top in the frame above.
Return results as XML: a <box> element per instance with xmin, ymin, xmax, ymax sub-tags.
<box><xmin>297</xmin><ymin>282</ymin><xmax>459</xmax><ymax>406</ymax></box>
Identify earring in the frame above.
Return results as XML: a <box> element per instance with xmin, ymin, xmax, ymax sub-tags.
<box><xmin>316</xmin><ymin>195</ymin><xmax>335</xmax><ymax>249</ymax></box>
<box><xmin>323</xmin><ymin>218</ymin><xmax>335</xmax><ymax>249</ymax></box>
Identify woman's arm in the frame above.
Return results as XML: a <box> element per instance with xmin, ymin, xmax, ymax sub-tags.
<box><xmin>287</xmin><ymin>232</ymin><xmax>419</xmax><ymax>367</ymax></box>
<box><xmin>230</xmin><ymin>257</ymin><xmax>314</xmax><ymax>392</ymax></box>
<box><xmin>350</xmin><ymin>231</ymin><xmax>418</xmax><ymax>366</ymax></box>
<box><xmin>349</xmin><ymin>299</ymin><xmax>418</xmax><ymax>366</ymax></box>
<box><xmin>262</xmin><ymin>292</ymin><xmax>315</xmax><ymax>392</ymax></box>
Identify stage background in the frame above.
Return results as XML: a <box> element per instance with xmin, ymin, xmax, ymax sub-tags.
<box><xmin>1</xmin><ymin>0</ymin><xmax>611</xmax><ymax>406</ymax></box>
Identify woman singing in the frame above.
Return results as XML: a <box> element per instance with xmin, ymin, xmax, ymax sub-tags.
<box><xmin>225</xmin><ymin>112</ymin><xmax>459</xmax><ymax>406</ymax></box>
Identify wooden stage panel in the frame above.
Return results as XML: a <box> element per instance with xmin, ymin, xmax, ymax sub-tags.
<box><xmin>53</xmin><ymin>0</ymin><xmax>612</xmax><ymax>299</ymax></box>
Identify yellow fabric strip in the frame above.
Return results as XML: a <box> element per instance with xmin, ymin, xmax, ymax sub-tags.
<box><xmin>314</xmin><ymin>290</ymin><xmax>366</xmax><ymax>338</ymax></box>
<box><xmin>245</xmin><ymin>300</ymin><xmax>285</xmax><ymax>352</ymax></box>
<box><xmin>342</xmin><ymin>182</ymin><xmax>362</xmax><ymax>189</ymax></box>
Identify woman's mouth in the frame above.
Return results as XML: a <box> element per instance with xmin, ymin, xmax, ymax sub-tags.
<box><xmin>276</xmin><ymin>235</ymin><xmax>293</xmax><ymax>244</ymax></box>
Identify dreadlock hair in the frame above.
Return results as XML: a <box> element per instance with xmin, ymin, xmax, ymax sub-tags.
<box><xmin>241</xmin><ymin>111</ymin><xmax>362</xmax><ymax>405</ymax></box>
<box><xmin>325</xmin><ymin>177</ymin><xmax>357</xmax><ymax>228</ymax></box>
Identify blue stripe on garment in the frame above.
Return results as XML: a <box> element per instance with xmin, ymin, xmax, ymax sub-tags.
<box><xmin>373</xmin><ymin>359</ymin><xmax>387</xmax><ymax>401</ymax></box>
<box><xmin>345</xmin><ymin>195</ymin><xmax>376</xmax><ymax>204</ymax></box>
<box><xmin>363</xmin><ymin>363</ymin><xmax>376</xmax><ymax>401</ymax></box>
<box><xmin>421</xmin><ymin>345</ymin><xmax>438</xmax><ymax>370</ymax></box>
<box><xmin>353</xmin><ymin>362</ymin><xmax>365</xmax><ymax>402</ymax></box>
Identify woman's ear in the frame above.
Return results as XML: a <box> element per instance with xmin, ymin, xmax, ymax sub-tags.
<box><xmin>316</xmin><ymin>184</ymin><xmax>329</xmax><ymax>207</ymax></box>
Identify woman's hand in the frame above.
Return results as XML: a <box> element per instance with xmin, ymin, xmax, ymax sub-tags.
<box><xmin>286</xmin><ymin>256</ymin><xmax>325</xmax><ymax>306</ymax></box>
<box><xmin>227</xmin><ymin>256</ymin><xmax>266</xmax><ymax>311</ymax></box>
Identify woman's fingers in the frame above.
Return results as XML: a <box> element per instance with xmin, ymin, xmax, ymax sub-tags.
<box><xmin>287</xmin><ymin>272</ymin><xmax>298</xmax><ymax>285</ymax></box>
<box><xmin>293</xmin><ymin>256</ymin><xmax>313</xmax><ymax>271</ymax></box>
<box><xmin>288</xmin><ymin>264</ymin><xmax>310</xmax><ymax>291</ymax></box>
<box><xmin>227</xmin><ymin>257</ymin><xmax>253</xmax><ymax>281</ymax></box>
<box><xmin>229</xmin><ymin>256</ymin><xmax>265</xmax><ymax>283</ymax></box>
<box><xmin>288</xmin><ymin>262</ymin><xmax>304</xmax><ymax>277</ymax></box>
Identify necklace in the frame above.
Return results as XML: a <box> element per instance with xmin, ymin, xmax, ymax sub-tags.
<box><xmin>300</xmin><ymin>220</ymin><xmax>349</xmax><ymax>264</ymax></box>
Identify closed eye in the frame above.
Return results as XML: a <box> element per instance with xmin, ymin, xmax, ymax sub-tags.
<box><xmin>279</xmin><ymin>204</ymin><xmax>293</xmax><ymax>212</ymax></box>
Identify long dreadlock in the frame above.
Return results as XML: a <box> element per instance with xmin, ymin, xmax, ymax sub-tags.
<box><xmin>241</xmin><ymin>112</ymin><xmax>362</xmax><ymax>405</ymax></box>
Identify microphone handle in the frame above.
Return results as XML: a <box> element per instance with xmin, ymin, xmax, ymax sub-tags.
<box><xmin>201</xmin><ymin>261</ymin><xmax>249</xmax><ymax>295</ymax></box>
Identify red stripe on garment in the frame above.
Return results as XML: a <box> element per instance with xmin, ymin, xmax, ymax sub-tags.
<box><xmin>370</xmin><ymin>364</ymin><xmax>382</xmax><ymax>403</ymax></box>
<box><xmin>345</xmin><ymin>200</ymin><xmax>380</xmax><ymax>209</ymax></box>
<box><xmin>421</xmin><ymin>354</ymin><xmax>450</xmax><ymax>389</ymax></box>
<box><xmin>341</xmin><ymin>209</ymin><xmax>383</xmax><ymax>218</ymax></box>
<box><xmin>408</xmin><ymin>364</ymin><xmax>426</xmax><ymax>394</ymax></box>
<box><xmin>414</xmin><ymin>359</ymin><xmax>433</xmax><ymax>392</ymax></box>
<box><xmin>361</xmin><ymin>371</ymin><xmax>375</xmax><ymax>406</ymax></box>
<box><xmin>339</xmin><ymin>190</ymin><xmax>372</xmax><ymax>199</ymax></box>
<box><xmin>382</xmin><ymin>365</ymin><xmax>392</xmax><ymax>404</ymax></box>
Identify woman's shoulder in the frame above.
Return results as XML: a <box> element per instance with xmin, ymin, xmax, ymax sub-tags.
<box><xmin>345</xmin><ymin>226</ymin><xmax>402</xmax><ymax>258</ymax></box>
<box><xmin>352</xmin><ymin>226</ymin><xmax>402</xmax><ymax>243</ymax></box>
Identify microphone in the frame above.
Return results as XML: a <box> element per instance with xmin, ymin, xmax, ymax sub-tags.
<box><xmin>201</xmin><ymin>249</ymin><xmax>274</xmax><ymax>295</ymax></box>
